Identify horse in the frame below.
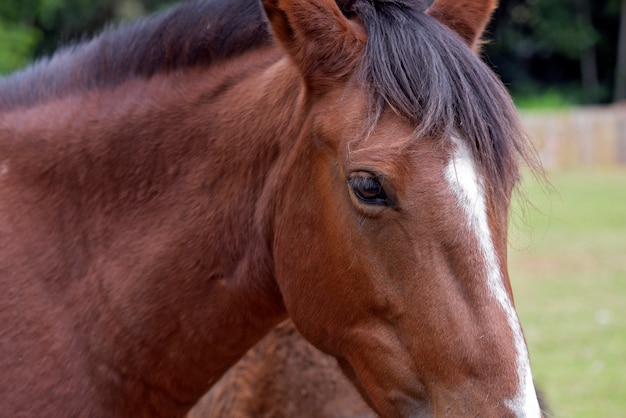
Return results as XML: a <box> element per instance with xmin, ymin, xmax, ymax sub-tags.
<box><xmin>188</xmin><ymin>320</ymin><xmax>551</xmax><ymax>418</ymax></box>
<box><xmin>187</xmin><ymin>320</ymin><xmax>376</xmax><ymax>418</ymax></box>
<box><xmin>0</xmin><ymin>0</ymin><xmax>544</xmax><ymax>416</ymax></box>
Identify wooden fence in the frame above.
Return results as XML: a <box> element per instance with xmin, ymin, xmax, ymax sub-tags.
<box><xmin>520</xmin><ymin>104</ymin><xmax>626</xmax><ymax>170</ymax></box>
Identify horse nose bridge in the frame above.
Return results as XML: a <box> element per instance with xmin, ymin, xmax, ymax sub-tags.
<box><xmin>414</xmin><ymin>307</ymin><xmax>520</xmax><ymax>381</ymax></box>
<box><xmin>411</xmin><ymin>323</ymin><xmax>540</xmax><ymax>417</ymax></box>
<box><xmin>403</xmin><ymin>277</ymin><xmax>542</xmax><ymax>418</ymax></box>
<box><xmin>390</xmin><ymin>251</ymin><xmax>536</xmax><ymax>416</ymax></box>
<box><xmin>427</xmin><ymin>383</ymin><xmax>536</xmax><ymax>418</ymax></box>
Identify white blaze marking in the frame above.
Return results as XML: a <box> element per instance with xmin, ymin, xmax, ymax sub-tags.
<box><xmin>445</xmin><ymin>138</ymin><xmax>540</xmax><ymax>417</ymax></box>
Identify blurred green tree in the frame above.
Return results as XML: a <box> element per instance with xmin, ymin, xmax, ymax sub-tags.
<box><xmin>0</xmin><ymin>0</ymin><xmax>41</xmax><ymax>73</ymax></box>
<box><xmin>0</xmin><ymin>0</ymin><xmax>173</xmax><ymax>75</ymax></box>
<box><xmin>485</xmin><ymin>0</ymin><xmax>621</xmax><ymax>104</ymax></box>
<box><xmin>0</xmin><ymin>19</ymin><xmax>41</xmax><ymax>74</ymax></box>
<box><xmin>615</xmin><ymin>0</ymin><xmax>626</xmax><ymax>101</ymax></box>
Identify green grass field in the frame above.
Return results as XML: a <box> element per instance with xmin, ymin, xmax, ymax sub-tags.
<box><xmin>509</xmin><ymin>168</ymin><xmax>626</xmax><ymax>417</ymax></box>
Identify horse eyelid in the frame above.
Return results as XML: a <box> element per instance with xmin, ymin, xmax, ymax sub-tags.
<box><xmin>347</xmin><ymin>174</ymin><xmax>394</xmax><ymax>207</ymax></box>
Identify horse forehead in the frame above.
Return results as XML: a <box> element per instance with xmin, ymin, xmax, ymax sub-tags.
<box><xmin>314</xmin><ymin>87</ymin><xmax>369</xmax><ymax>129</ymax></box>
<box><xmin>313</xmin><ymin>92</ymin><xmax>465</xmax><ymax>186</ymax></box>
<box><xmin>346</xmin><ymin>123</ymin><xmax>451</xmax><ymax>166</ymax></box>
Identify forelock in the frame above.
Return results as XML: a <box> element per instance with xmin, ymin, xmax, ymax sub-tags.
<box><xmin>347</xmin><ymin>0</ymin><xmax>539</xmax><ymax>200</ymax></box>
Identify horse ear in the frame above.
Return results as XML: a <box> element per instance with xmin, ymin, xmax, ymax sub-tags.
<box><xmin>261</xmin><ymin>0</ymin><xmax>367</xmax><ymax>91</ymax></box>
<box><xmin>426</xmin><ymin>0</ymin><xmax>498</xmax><ymax>52</ymax></box>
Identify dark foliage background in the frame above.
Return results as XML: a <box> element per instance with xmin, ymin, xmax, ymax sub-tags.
<box><xmin>1</xmin><ymin>0</ymin><xmax>625</xmax><ymax>106</ymax></box>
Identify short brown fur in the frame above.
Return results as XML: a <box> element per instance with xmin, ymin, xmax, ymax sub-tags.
<box><xmin>188</xmin><ymin>320</ymin><xmax>376</xmax><ymax>418</ymax></box>
<box><xmin>0</xmin><ymin>0</ymin><xmax>541</xmax><ymax>416</ymax></box>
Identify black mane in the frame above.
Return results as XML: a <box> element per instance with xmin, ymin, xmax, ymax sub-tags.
<box><xmin>0</xmin><ymin>0</ymin><xmax>271</xmax><ymax>110</ymax></box>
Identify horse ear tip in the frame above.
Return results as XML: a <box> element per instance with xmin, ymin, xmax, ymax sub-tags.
<box><xmin>261</xmin><ymin>0</ymin><xmax>365</xmax><ymax>92</ymax></box>
<box><xmin>426</xmin><ymin>0</ymin><xmax>499</xmax><ymax>50</ymax></box>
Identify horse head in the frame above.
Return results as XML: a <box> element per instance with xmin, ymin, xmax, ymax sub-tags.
<box><xmin>263</xmin><ymin>0</ymin><xmax>541</xmax><ymax>416</ymax></box>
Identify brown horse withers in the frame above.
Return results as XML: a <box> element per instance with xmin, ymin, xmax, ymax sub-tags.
<box><xmin>0</xmin><ymin>0</ymin><xmax>543</xmax><ymax>416</ymax></box>
<box><xmin>187</xmin><ymin>320</ymin><xmax>377</xmax><ymax>418</ymax></box>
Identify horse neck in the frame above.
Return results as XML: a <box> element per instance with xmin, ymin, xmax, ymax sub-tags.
<box><xmin>0</xmin><ymin>48</ymin><xmax>304</xmax><ymax>413</ymax></box>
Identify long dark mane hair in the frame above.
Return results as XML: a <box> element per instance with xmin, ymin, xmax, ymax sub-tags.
<box><xmin>1</xmin><ymin>0</ymin><xmax>538</xmax><ymax>198</ymax></box>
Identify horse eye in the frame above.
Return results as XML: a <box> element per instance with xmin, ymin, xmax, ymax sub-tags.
<box><xmin>348</xmin><ymin>174</ymin><xmax>389</xmax><ymax>206</ymax></box>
